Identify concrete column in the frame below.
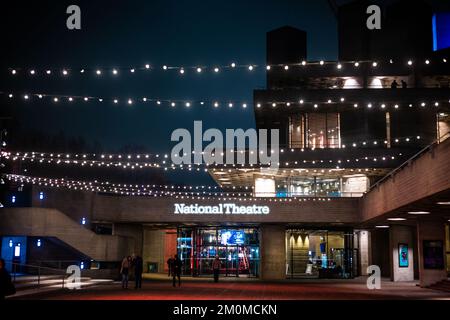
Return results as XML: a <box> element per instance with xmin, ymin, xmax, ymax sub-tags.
<box><xmin>417</xmin><ymin>220</ymin><xmax>447</xmax><ymax>287</ymax></box>
<box><xmin>143</xmin><ymin>228</ymin><xmax>166</xmax><ymax>273</ymax></box>
<box><xmin>389</xmin><ymin>225</ymin><xmax>414</xmax><ymax>282</ymax></box>
<box><xmin>260</xmin><ymin>224</ymin><xmax>285</xmax><ymax>280</ymax></box>
<box><xmin>357</xmin><ymin>230</ymin><xmax>371</xmax><ymax>276</ymax></box>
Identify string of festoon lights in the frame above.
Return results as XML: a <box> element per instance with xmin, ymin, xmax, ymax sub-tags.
<box><xmin>2</xmin><ymin>91</ymin><xmax>448</xmax><ymax>110</ymax></box>
<box><xmin>1</xmin><ymin>149</ymin><xmax>406</xmax><ymax>170</ymax></box>
<box><xmin>6</xmin><ymin>57</ymin><xmax>449</xmax><ymax>78</ymax></box>
<box><xmin>4</xmin><ymin>173</ymin><xmax>334</xmax><ymax>202</ymax></box>
<box><xmin>4</xmin><ymin>174</ymin><xmax>252</xmax><ymax>196</ymax></box>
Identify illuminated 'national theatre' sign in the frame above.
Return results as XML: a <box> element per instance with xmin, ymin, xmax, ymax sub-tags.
<box><xmin>174</xmin><ymin>203</ymin><xmax>270</xmax><ymax>215</ymax></box>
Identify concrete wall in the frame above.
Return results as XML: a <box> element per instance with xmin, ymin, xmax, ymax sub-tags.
<box><xmin>357</xmin><ymin>230</ymin><xmax>371</xmax><ymax>276</ymax></box>
<box><xmin>0</xmin><ymin>208</ymin><xmax>133</xmax><ymax>261</ymax></box>
<box><xmin>113</xmin><ymin>223</ymin><xmax>143</xmax><ymax>257</ymax></box>
<box><xmin>260</xmin><ymin>225</ymin><xmax>285</xmax><ymax>280</ymax></box>
<box><xmin>142</xmin><ymin>228</ymin><xmax>166</xmax><ymax>273</ymax></box>
<box><xmin>417</xmin><ymin>220</ymin><xmax>447</xmax><ymax>287</ymax></box>
<box><xmin>371</xmin><ymin>229</ymin><xmax>390</xmax><ymax>277</ymax></box>
<box><xmin>361</xmin><ymin>139</ymin><xmax>450</xmax><ymax>221</ymax></box>
<box><xmin>91</xmin><ymin>196</ymin><xmax>359</xmax><ymax>225</ymax></box>
<box><xmin>32</xmin><ymin>188</ymin><xmax>94</xmax><ymax>226</ymax></box>
<box><xmin>31</xmin><ymin>186</ymin><xmax>360</xmax><ymax>225</ymax></box>
<box><xmin>389</xmin><ymin>225</ymin><xmax>414</xmax><ymax>282</ymax></box>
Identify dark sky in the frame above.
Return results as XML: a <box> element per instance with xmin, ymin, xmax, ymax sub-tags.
<box><xmin>1</xmin><ymin>0</ymin><xmax>338</xmax><ymax>153</ymax></box>
<box><xmin>1</xmin><ymin>0</ymin><xmax>446</xmax><ymax>185</ymax></box>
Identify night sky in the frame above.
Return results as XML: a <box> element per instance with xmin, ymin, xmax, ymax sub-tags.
<box><xmin>0</xmin><ymin>0</ymin><xmax>446</xmax><ymax>184</ymax></box>
<box><xmin>0</xmin><ymin>0</ymin><xmax>339</xmax><ymax>151</ymax></box>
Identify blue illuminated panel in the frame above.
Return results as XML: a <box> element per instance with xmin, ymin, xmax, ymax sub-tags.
<box><xmin>433</xmin><ymin>13</ymin><xmax>450</xmax><ymax>51</ymax></box>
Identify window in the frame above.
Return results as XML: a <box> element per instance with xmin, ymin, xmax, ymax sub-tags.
<box><xmin>289</xmin><ymin>113</ymin><xmax>341</xmax><ymax>149</ymax></box>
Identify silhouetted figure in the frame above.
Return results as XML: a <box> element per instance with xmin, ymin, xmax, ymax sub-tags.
<box><xmin>167</xmin><ymin>255</ymin><xmax>174</xmax><ymax>277</ymax></box>
<box><xmin>212</xmin><ymin>256</ymin><xmax>221</xmax><ymax>283</ymax></box>
<box><xmin>401</xmin><ymin>80</ymin><xmax>408</xmax><ymax>88</ymax></box>
<box><xmin>172</xmin><ymin>254</ymin><xmax>182</xmax><ymax>287</ymax></box>
<box><xmin>134</xmin><ymin>255</ymin><xmax>143</xmax><ymax>289</ymax></box>
<box><xmin>120</xmin><ymin>256</ymin><xmax>131</xmax><ymax>289</ymax></box>
<box><xmin>0</xmin><ymin>259</ymin><xmax>15</xmax><ymax>300</ymax></box>
<box><xmin>391</xmin><ymin>80</ymin><xmax>398</xmax><ymax>89</ymax></box>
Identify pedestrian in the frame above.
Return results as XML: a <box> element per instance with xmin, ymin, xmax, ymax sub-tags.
<box><xmin>391</xmin><ymin>80</ymin><xmax>398</xmax><ymax>89</ymax></box>
<box><xmin>167</xmin><ymin>255</ymin><xmax>174</xmax><ymax>277</ymax></box>
<box><xmin>172</xmin><ymin>254</ymin><xmax>182</xmax><ymax>287</ymax></box>
<box><xmin>120</xmin><ymin>255</ymin><xmax>131</xmax><ymax>289</ymax></box>
<box><xmin>212</xmin><ymin>255</ymin><xmax>221</xmax><ymax>283</ymax></box>
<box><xmin>0</xmin><ymin>258</ymin><xmax>16</xmax><ymax>300</ymax></box>
<box><xmin>134</xmin><ymin>255</ymin><xmax>143</xmax><ymax>289</ymax></box>
<box><xmin>401</xmin><ymin>80</ymin><xmax>408</xmax><ymax>88</ymax></box>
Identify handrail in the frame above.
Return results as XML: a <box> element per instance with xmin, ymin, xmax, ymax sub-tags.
<box><xmin>368</xmin><ymin>132</ymin><xmax>450</xmax><ymax>192</ymax></box>
<box><xmin>4</xmin><ymin>260</ymin><xmax>72</xmax><ymax>291</ymax></box>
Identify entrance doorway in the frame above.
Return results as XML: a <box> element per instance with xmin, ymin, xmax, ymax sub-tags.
<box><xmin>177</xmin><ymin>227</ymin><xmax>260</xmax><ymax>277</ymax></box>
<box><xmin>285</xmin><ymin>229</ymin><xmax>357</xmax><ymax>279</ymax></box>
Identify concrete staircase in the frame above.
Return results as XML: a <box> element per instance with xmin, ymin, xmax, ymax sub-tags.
<box><xmin>427</xmin><ymin>279</ymin><xmax>450</xmax><ymax>293</ymax></box>
<box><xmin>0</xmin><ymin>207</ymin><xmax>133</xmax><ymax>261</ymax></box>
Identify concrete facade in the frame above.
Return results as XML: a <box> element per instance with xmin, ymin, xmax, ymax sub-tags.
<box><xmin>0</xmin><ymin>208</ymin><xmax>133</xmax><ymax>261</ymax></box>
<box><xmin>357</xmin><ymin>230</ymin><xmax>371</xmax><ymax>276</ymax></box>
<box><xmin>260</xmin><ymin>225</ymin><xmax>286</xmax><ymax>280</ymax></box>
<box><xmin>143</xmin><ymin>228</ymin><xmax>166</xmax><ymax>273</ymax></box>
<box><xmin>389</xmin><ymin>225</ymin><xmax>415</xmax><ymax>282</ymax></box>
<box><xmin>417</xmin><ymin>220</ymin><xmax>447</xmax><ymax>287</ymax></box>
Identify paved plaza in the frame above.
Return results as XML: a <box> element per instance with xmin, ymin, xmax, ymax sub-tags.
<box><xmin>10</xmin><ymin>275</ymin><xmax>450</xmax><ymax>300</ymax></box>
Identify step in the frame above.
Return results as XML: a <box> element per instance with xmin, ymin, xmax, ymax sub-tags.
<box><xmin>8</xmin><ymin>279</ymin><xmax>114</xmax><ymax>299</ymax></box>
<box><xmin>13</xmin><ymin>276</ymin><xmax>92</xmax><ymax>291</ymax></box>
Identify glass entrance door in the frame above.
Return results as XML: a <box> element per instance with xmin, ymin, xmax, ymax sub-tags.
<box><xmin>176</xmin><ymin>226</ymin><xmax>260</xmax><ymax>277</ymax></box>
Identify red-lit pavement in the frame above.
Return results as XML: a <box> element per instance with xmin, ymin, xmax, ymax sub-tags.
<box><xmin>12</xmin><ymin>276</ymin><xmax>450</xmax><ymax>300</ymax></box>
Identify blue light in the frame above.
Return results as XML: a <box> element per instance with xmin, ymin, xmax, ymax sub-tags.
<box><xmin>9</xmin><ymin>239</ymin><xmax>13</xmax><ymax>248</ymax></box>
<box><xmin>432</xmin><ymin>12</ymin><xmax>450</xmax><ymax>52</ymax></box>
<box><xmin>37</xmin><ymin>239</ymin><xmax>42</xmax><ymax>247</ymax></box>
<box><xmin>80</xmin><ymin>262</ymin><xmax>84</xmax><ymax>270</ymax></box>
<box><xmin>433</xmin><ymin>14</ymin><xmax>438</xmax><ymax>51</ymax></box>
<box><xmin>11</xmin><ymin>196</ymin><xmax>16</xmax><ymax>203</ymax></box>
<box><xmin>39</xmin><ymin>192</ymin><xmax>44</xmax><ymax>200</ymax></box>
<box><xmin>81</xmin><ymin>217</ymin><xmax>86</xmax><ymax>225</ymax></box>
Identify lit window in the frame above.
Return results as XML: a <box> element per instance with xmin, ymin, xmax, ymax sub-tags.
<box><xmin>14</xmin><ymin>243</ymin><xmax>21</xmax><ymax>257</ymax></box>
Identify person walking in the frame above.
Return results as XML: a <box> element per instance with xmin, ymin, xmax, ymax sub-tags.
<box><xmin>172</xmin><ymin>254</ymin><xmax>182</xmax><ymax>287</ymax></box>
<box><xmin>212</xmin><ymin>255</ymin><xmax>221</xmax><ymax>283</ymax></box>
<box><xmin>167</xmin><ymin>255</ymin><xmax>174</xmax><ymax>277</ymax></box>
<box><xmin>134</xmin><ymin>255</ymin><xmax>143</xmax><ymax>289</ymax></box>
<box><xmin>120</xmin><ymin>256</ymin><xmax>131</xmax><ymax>289</ymax></box>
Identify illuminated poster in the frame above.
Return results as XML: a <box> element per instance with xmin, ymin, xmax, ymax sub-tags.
<box><xmin>220</xmin><ymin>230</ymin><xmax>245</xmax><ymax>245</ymax></box>
<box><xmin>423</xmin><ymin>240</ymin><xmax>444</xmax><ymax>269</ymax></box>
<box><xmin>398</xmin><ymin>243</ymin><xmax>408</xmax><ymax>268</ymax></box>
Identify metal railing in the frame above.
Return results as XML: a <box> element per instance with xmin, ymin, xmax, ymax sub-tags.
<box><xmin>252</xmin><ymin>192</ymin><xmax>363</xmax><ymax>198</ymax></box>
<box><xmin>7</xmin><ymin>260</ymin><xmax>69</xmax><ymax>289</ymax></box>
<box><xmin>368</xmin><ymin>132</ymin><xmax>450</xmax><ymax>192</ymax></box>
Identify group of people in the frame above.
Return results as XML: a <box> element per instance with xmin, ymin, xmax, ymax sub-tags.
<box><xmin>167</xmin><ymin>254</ymin><xmax>222</xmax><ymax>285</ymax></box>
<box><xmin>391</xmin><ymin>79</ymin><xmax>408</xmax><ymax>88</ymax></box>
<box><xmin>166</xmin><ymin>254</ymin><xmax>182</xmax><ymax>287</ymax></box>
<box><xmin>119</xmin><ymin>253</ymin><xmax>224</xmax><ymax>289</ymax></box>
<box><xmin>120</xmin><ymin>255</ymin><xmax>143</xmax><ymax>289</ymax></box>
